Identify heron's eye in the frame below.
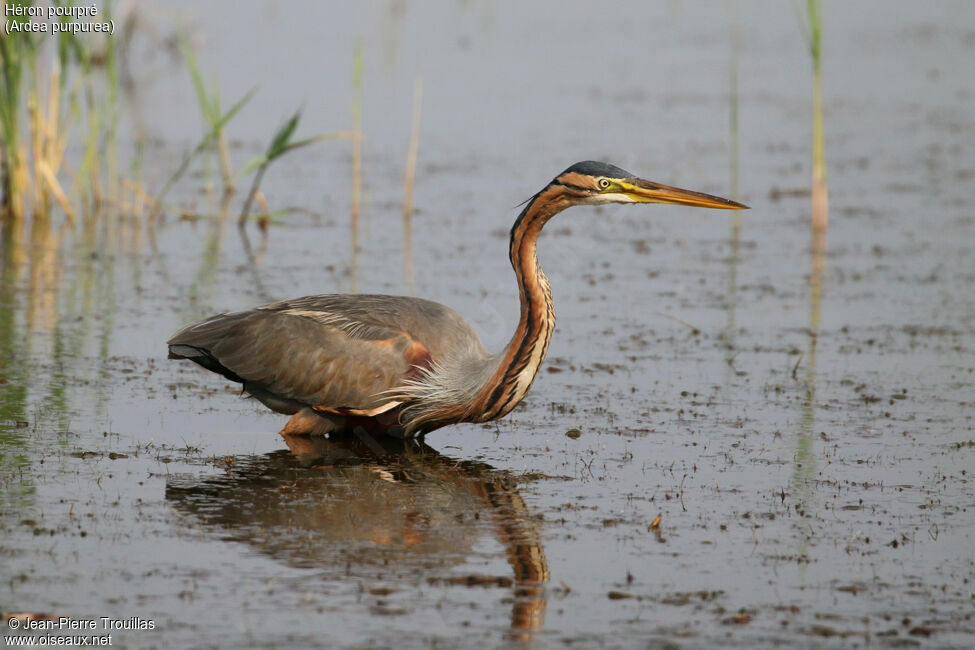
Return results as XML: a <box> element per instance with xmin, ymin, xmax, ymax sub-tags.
<box><xmin>598</xmin><ymin>178</ymin><xmax>611</xmax><ymax>190</ymax></box>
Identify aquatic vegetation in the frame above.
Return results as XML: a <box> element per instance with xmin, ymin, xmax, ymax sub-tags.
<box><xmin>349</xmin><ymin>39</ymin><xmax>363</xmax><ymax>291</ymax></box>
<box><xmin>238</xmin><ymin>110</ymin><xmax>349</xmax><ymax>226</ymax></box>
<box><xmin>1</xmin><ymin>0</ymin><xmax>125</xmax><ymax>221</ymax></box>
<box><xmin>0</xmin><ymin>0</ymin><xmax>39</xmax><ymax>220</ymax></box>
<box><xmin>798</xmin><ymin>0</ymin><xmax>828</xmax><ymax>237</ymax></box>
<box><xmin>402</xmin><ymin>76</ymin><xmax>422</xmax><ymax>292</ymax></box>
<box><xmin>152</xmin><ymin>36</ymin><xmax>257</xmax><ymax>209</ymax></box>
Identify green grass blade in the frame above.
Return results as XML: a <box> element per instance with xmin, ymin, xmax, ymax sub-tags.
<box><xmin>241</xmin><ymin>155</ymin><xmax>269</xmax><ymax>175</ymax></box>
<box><xmin>154</xmin><ymin>86</ymin><xmax>256</xmax><ymax>206</ymax></box>
<box><xmin>266</xmin><ymin>111</ymin><xmax>301</xmax><ymax>159</ymax></box>
<box><xmin>179</xmin><ymin>34</ymin><xmax>214</xmax><ymax>123</ymax></box>
<box><xmin>214</xmin><ymin>85</ymin><xmax>257</xmax><ymax>132</ymax></box>
<box><xmin>281</xmin><ymin>131</ymin><xmax>351</xmax><ymax>154</ymax></box>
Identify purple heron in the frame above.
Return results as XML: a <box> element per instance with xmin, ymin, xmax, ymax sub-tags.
<box><xmin>168</xmin><ymin>161</ymin><xmax>747</xmax><ymax>438</ymax></box>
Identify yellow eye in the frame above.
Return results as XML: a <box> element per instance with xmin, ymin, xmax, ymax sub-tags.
<box><xmin>598</xmin><ymin>178</ymin><xmax>611</xmax><ymax>189</ymax></box>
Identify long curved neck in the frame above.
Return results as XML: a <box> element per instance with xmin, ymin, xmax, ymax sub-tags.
<box><xmin>476</xmin><ymin>185</ymin><xmax>570</xmax><ymax>421</ymax></box>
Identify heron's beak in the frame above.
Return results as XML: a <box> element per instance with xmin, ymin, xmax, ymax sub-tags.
<box><xmin>620</xmin><ymin>178</ymin><xmax>748</xmax><ymax>210</ymax></box>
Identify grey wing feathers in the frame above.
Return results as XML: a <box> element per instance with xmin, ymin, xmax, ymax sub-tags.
<box><xmin>167</xmin><ymin>294</ymin><xmax>488</xmax><ymax>413</ymax></box>
<box><xmin>256</xmin><ymin>294</ymin><xmax>486</xmax><ymax>359</ymax></box>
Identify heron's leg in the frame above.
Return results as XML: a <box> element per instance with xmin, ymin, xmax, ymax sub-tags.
<box><xmin>279</xmin><ymin>407</ymin><xmax>342</xmax><ymax>436</ymax></box>
<box><xmin>351</xmin><ymin>426</ymin><xmax>389</xmax><ymax>457</ymax></box>
<box><xmin>384</xmin><ymin>425</ymin><xmax>410</xmax><ymax>440</ymax></box>
<box><xmin>371</xmin><ymin>408</ymin><xmax>409</xmax><ymax>440</ymax></box>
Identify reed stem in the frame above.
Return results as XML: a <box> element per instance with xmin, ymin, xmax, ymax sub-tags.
<box><xmin>402</xmin><ymin>77</ymin><xmax>422</xmax><ymax>292</ymax></box>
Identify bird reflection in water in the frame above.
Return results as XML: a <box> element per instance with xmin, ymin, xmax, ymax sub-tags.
<box><xmin>165</xmin><ymin>433</ymin><xmax>548</xmax><ymax>636</ymax></box>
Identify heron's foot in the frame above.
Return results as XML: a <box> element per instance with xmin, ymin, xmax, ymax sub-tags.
<box><xmin>279</xmin><ymin>407</ymin><xmax>342</xmax><ymax>437</ymax></box>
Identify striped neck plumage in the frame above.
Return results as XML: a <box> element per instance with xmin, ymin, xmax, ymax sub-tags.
<box><xmin>477</xmin><ymin>184</ymin><xmax>571</xmax><ymax>420</ymax></box>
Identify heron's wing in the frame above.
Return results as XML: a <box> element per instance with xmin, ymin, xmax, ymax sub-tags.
<box><xmin>258</xmin><ymin>294</ymin><xmax>487</xmax><ymax>361</ymax></box>
<box><xmin>168</xmin><ymin>302</ymin><xmax>434</xmax><ymax>413</ymax></box>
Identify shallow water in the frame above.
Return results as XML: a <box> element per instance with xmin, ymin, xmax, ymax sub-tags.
<box><xmin>2</xmin><ymin>1</ymin><xmax>974</xmax><ymax>648</ymax></box>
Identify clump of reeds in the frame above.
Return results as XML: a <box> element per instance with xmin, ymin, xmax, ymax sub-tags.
<box><xmin>28</xmin><ymin>64</ymin><xmax>73</xmax><ymax>222</ymax></box>
<box><xmin>0</xmin><ymin>1</ymin><xmax>356</xmax><ymax>277</ymax></box>
<box><xmin>1</xmin><ymin>5</ymin><xmax>37</xmax><ymax>220</ymax></box>
<box><xmin>1</xmin><ymin>4</ymin><xmax>121</xmax><ymax>222</ymax></box>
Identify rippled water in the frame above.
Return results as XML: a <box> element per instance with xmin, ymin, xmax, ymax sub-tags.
<box><xmin>2</xmin><ymin>1</ymin><xmax>974</xmax><ymax>648</ymax></box>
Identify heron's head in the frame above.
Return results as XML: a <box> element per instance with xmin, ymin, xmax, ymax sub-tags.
<box><xmin>551</xmin><ymin>160</ymin><xmax>748</xmax><ymax>210</ymax></box>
